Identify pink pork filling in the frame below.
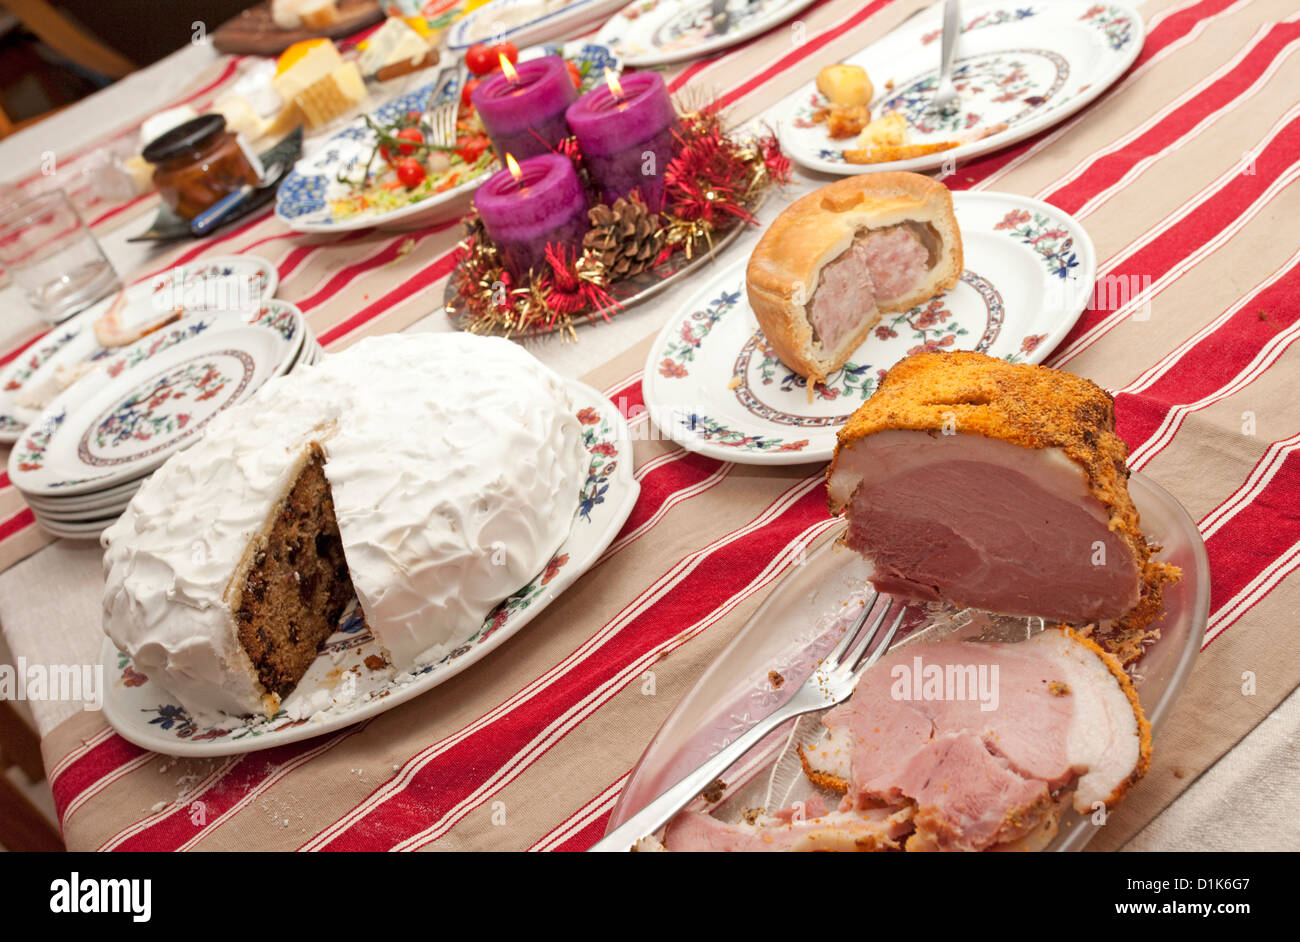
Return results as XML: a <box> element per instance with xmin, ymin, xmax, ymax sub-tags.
<box><xmin>807</xmin><ymin>226</ymin><xmax>932</xmax><ymax>352</ymax></box>
<box><xmin>846</xmin><ymin>458</ymin><xmax>1140</xmax><ymax>622</ymax></box>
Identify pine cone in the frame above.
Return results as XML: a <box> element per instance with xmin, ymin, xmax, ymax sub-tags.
<box><xmin>583</xmin><ymin>194</ymin><xmax>666</xmax><ymax>279</ymax></box>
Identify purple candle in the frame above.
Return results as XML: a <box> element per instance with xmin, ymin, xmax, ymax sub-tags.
<box><xmin>471</xmin><ymin>56</ymin><xmax>578</xmax><ymax>162</ymax></box>
<box><xmin>474</xmin><ymin>153</ymin><xmax>589</xmax><ymax>278</ymax></box>
<box><xmin>565</xmin><ymin>71</ymin><xmax>678</xmax><ymax>210</ymax></box>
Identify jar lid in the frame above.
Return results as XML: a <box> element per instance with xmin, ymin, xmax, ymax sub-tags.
<box><xmin>142</xmin><ymin>114</ymin><xmax>227</xmax><ymax>164</ymax></box>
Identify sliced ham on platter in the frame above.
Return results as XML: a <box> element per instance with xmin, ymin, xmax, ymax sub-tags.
<box><xmin>664</xmin><ymin>626</ymin><xmax>1149</xmax><ymax>852</ymax></box>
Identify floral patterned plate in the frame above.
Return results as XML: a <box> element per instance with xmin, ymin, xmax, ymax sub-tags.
<box><xmin>99</xmin><ymin>378</ymin><xmax>640</xmax><ymax>757</ymax></box>
<box><xmin>0</xmin><ymin>255</ymin><xmax>277</xmax><ymax>443</ymax></box>
<box><xmin>18</xmin><ymin>307</ymin><xmax>306</xmax><ymax>518</ymax></box>
<box><xmin>595</xmin><ymin>0</ymin><xmax>818</xmax><ymax>68</ymax></box>
<box><xmin>445</xmin><ymin>0</ymin><xmax>630</xmax><ymax>51</ymax></box>
<box><xmin>771</xmin><ymin>0</ymin><xmax>1143</xmax><ymax>176</ymax></box>
<box><xmin>641</xmin><ymin>189</ymin><xmax>1095</xmax><ymax>465</ymax></box>
<box><xmin>8</xmin><ymin>312</ymin><xmax>299</xmax><ymax>497</ymax></box>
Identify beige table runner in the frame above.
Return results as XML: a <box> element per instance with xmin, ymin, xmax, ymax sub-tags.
<box><xmin>2</xmin><ymin>0</ymin><xmax>1297</xmax><ymax>850</ymax></box>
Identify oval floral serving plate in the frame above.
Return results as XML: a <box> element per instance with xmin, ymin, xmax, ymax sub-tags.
<box><xmin>100</xmin><ymin>379</ymin><xmax>640</xmax><ymax>757</ymax></box>
<box><xmin>0</xmin><ymin>255</ymin><xmax>277</xmax><ymax>443</ymax></box>
<box><xmin>275</xmin><ymin>41</ymin><xmax>620</xmax><ymax>233</ymax></box>
<box><xmin>8</xmin><ymin>312</ymin><xmax>299</xmax><ymax>497</ymax></box>
<box><xmin>604</xmin><ymin>473</ymin><xmax>1209</xmax><ymax>852</ymax></box>
<box><xmin>642</xmin><ymin>190</ymin><xmax>1096</xmax><ymax>465</ymax></box>
<box><xmin>771</xmin><ymin>0</ymin><xmax>1143</xmax><ymax>176</ymax></box>
<box><xmin>446</xmin><ymin>0</ymin><xmax>631</xmax><ymax>52</ymax></box>
<box><xmin>596</xmin><ymin>0</ymin><xmax>817</xmax><ymax>68</ymax></box>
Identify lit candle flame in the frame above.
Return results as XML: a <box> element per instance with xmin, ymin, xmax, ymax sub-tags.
<box><xmin>605</xmin><ymin>71</ymin><xmax>625</xmax><ymax>99</ymax></box>
<box><xmin>506</xmin><ymin>153</ymin><xmax>523</xmax><ymax>183</ymax></box>
<box><xmin>500</xmin><ymin>54</ymin><xmax>519</xmax><ymax>83</ymax></box>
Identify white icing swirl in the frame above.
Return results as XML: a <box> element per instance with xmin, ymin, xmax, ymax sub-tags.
<box><xmin>102</xmin><ymin>334</ymin><xmax>584</xmax><ymax>717</ymax></box>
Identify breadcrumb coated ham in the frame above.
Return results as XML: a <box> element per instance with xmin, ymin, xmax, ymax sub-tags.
<box><xmin>806</xmin><ymin>628</ymin><xmax>1150</xmax><ymax>850</ymax></box>
<box><xmin>827</xmin><ymin>351</ymin><xmax>1180</xmax><ymax>662</ymax></box>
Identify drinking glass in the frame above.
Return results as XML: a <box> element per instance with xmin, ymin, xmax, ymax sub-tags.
<box><xmin>0</xmin><ymin>189</ymin><xmax>121</xmax><ymax>323</ymax></box>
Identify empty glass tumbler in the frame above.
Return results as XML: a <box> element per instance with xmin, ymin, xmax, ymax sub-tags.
<box><xmin>0</xmin><ymin>189</ymin><xmax>121</xmax><ymax>323</ymax></box>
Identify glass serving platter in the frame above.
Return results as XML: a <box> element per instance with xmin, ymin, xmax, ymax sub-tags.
<box><xmin>605</xmin><ymin>472</ymin><xmax>1209</xmax><ymax>852</ymax></box>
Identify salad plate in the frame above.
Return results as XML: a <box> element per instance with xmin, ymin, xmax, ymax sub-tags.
<box><xmin>275</xmin><ymin>41</ymin><xmax>620</xmax><ymax>233</ymax></box>
<box><xmin>596</xmin><ymin>0</ymin><xmax>818</xmax><ymax>68</ymax></box>
<box><xmin>0</xmin><ymin>255</ymin><xmax>278</xmax><ymax>443</ymax></box>
<box><xmin>605</xmin><ymin>473</ymin><xmax>1209</xmax><ymax>852</ymax></box>
<box><xmin>446</xmin><ymin>0</ymin><xmax>631</xmax><ymax>52</ymax></box>
<box><xmin>100</xmin><ymin>377</ymin><xmax>640</xmax><ymax>756</ymax></box>
<box><xmin>641</xmin><ymin>190</ymin><xmax>1095</xmax><ymax>465</ymax></box>
<box><xmin>771</xmin><ymin>0</ymin><xmax>1143</xmax><ymax>175</ymax></box>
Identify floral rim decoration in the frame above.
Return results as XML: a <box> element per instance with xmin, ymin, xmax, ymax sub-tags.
<box><xmin>450</xmin><ymin>105</ymin><xmax>791</xmax><ymax>339</ymax></box>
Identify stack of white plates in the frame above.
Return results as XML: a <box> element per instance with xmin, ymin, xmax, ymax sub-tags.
<box><xmin>7</xmin><ymin>302</ymin><xmax>322</xmax><ymax>540</ymax></box>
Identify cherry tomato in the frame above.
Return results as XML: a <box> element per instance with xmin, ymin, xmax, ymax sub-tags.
<box><xmin>455</xmin><ymin>135</ymin><xmax>488</xmax><ymax>164</ymax></box>
<box><xmin>491</xmin><ymin>42</ymin><xmax>519</xmax><ymax>68</ymax></box>
<box><xmin>461</xmin><ymin>77</ymin><xmax>483</xmax><ymax>109</ymax></box>
<box><xmin>565</xmin><ymin>60</ymin><xmax>582</xmax><ymax>89</ymax></box>
<box><xmin>465</xmin><ymin>43</ymin><xmax>496</xmax><ymax>76</ymax></box>
<box><xmin>395</xmin><ymin>126</ymin><xmax>424</xmax><ymax>155</ymax></box>
<box><xmin>395</xmin><ymin>158</ymin><xmax>427</xmax><ymax>189</ymax></box>
<box><xmin>379</xmin><ymin>144</ymin><xmax>394</xmax><ymax>166</ymax></box>
<box><xmin>406</xmin><ymin>110</ymin><xmax>423</xmax><ymax>123</ymax></box>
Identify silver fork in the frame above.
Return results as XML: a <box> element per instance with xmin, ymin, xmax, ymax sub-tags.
<box><xmin>928</xmin><ymin>0</ymin><xmax>963</xmax><ymax>114</ymax></box>
<box><xmin>588</xmin><ymin>594</ymin><xmax>907</xmax><ymax>852</ymax></box>
<box><xmin>428</xmin><ymin>99</ymin><xmax>458</xmax><ymax>148</ymax></box>
<box><xmin>423</xmin><ymin>63</ymin><xmax>461</xmax><ymax>148</ymax></box>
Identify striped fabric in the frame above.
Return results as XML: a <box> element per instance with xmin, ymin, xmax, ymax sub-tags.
<box><xmin>16</xmin><ymin>0</ymin><xmax>1300</xmax><ymax>850</ymax></box>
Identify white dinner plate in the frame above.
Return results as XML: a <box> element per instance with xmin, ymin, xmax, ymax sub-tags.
<box><xmin>605</xmin><ymin>473</ymin><xmax>1209</xmax><ymax>852</ymax></box>
<box><xmin>8</xmin><ymin>312</ymin><xmax>299</xmax><ymax>497</ymax></box>
<box><xmin>100</xmin><ymin>377</ymin><xmax>640</xmax><ymax>756</ymax></box>
<box><xmin>596</xmin><ymin>0</ymin><xmax>817</xmax><ymax>68</ymax></box>
<box><xmin>30</xmin><ymin>512</ymin><xmax>122</xmax><ymax>540</ymax></box>
<box><xmin>23</xmin><ymin>488</ymin><xmax>136</xmax><ymax>516</ymax></box>
<box><xmin>0</xmin><ymin>255</ymin><xmax>277</xmax><ymax>442</ymax></box>
<box><xmin>642</xmin><ymin>189</ymin><xmax>1096</xmax><ymax>465</ymax></box>
<box><xmin>446</xmin><ymin>0</ymin><xmax>630</xmax><ymax>52</ymax></box>
<box><xmin>275</xmin><ymin>42</ymin><xmax>620</xmax><ymax>233</ymax></box>
<box><xmin>771</xmin><ymin>0</ymin><xmax>1143</xmax><ymax>175</ymax></box>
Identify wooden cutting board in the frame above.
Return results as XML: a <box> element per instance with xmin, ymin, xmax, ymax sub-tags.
<box><xmin>212</xmin><ymin>0</ymin><xmax>386</xmax><ymax>56</ymax></box>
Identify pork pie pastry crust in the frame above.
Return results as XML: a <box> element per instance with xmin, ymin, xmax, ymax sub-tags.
<box><xmin>746</xmin><ymin>172</ymin><xmax>963</xmax><ymax>389</ymax></box>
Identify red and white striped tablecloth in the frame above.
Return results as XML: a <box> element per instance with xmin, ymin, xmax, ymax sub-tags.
<box><xmin>4</xmin><ymin>0</ymin><xmax>1299</xmax><ymax>850</ymax></box>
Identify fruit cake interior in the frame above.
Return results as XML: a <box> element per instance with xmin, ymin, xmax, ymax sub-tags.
<box><xmin>229</xmin><ymin>443</ymin><xmax>357</xmax><ymax>709</ymax></box>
